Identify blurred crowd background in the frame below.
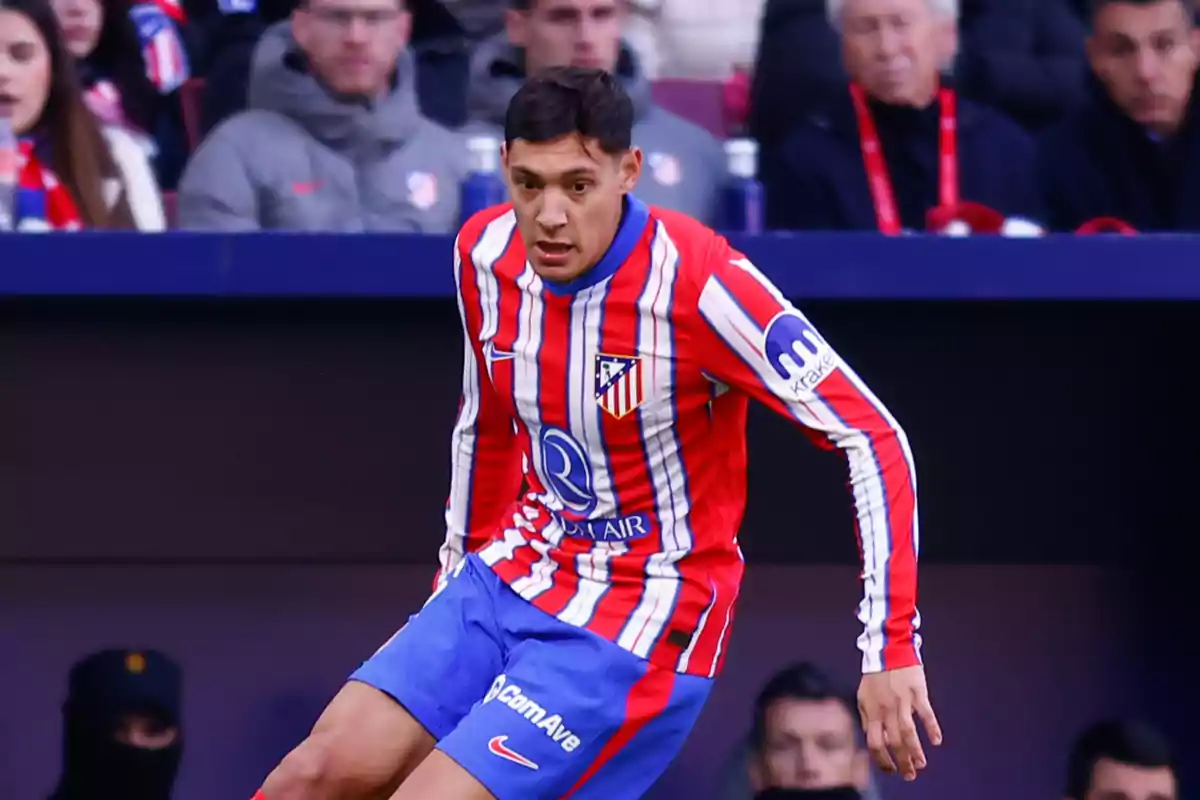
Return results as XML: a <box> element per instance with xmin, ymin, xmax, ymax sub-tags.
<box><xmin>19</xmin><ymin>648</ymin><xmax>1181</xmax><ymax>800</ymax></box>
<box><xmin>4</xmin><ymin>0</ymin><xmax>1200</xmax><ymax>233</ymax></box>
<box><xmin>0</xmin><ymin>0</ymin><xmax>1193</xmax><ymax>797</ymax></box>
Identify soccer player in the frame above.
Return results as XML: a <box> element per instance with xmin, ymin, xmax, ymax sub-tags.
<box><xmin>251</xmin><ymin>67</ymin><xmax>941</xmax><ymax>800</ymax></box>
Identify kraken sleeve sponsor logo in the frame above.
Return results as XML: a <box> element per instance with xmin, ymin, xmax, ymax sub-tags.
<box><xmin>763</xmin><ymin>310</ymin><xmax>839</xmax><ymax>397</ymax></box>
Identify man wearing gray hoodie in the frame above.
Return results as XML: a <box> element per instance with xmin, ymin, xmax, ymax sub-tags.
<box><xmin>178</xmin><ymin>0</ymin><xmax>466</xmax><ymax>232</ymax></box>
<box><xmin>465</xmin><ymin>0</ymin><xmax>727</xmax><ymax>225</ymax></box>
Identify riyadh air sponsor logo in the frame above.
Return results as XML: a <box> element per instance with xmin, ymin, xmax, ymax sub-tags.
<box><xmin>539</xmin><ymin>426</ymin><xmax>596</xmax><ymax>516</ymax></box>
<box><xmin>555</xmin><ymin>511</ymin><xmax>652</xmax><ymax>542</ymax></box>
<box><xmin>482</xmin><ymin>674</ymin><xmax>582</xmax><ymax>754</ymax></box>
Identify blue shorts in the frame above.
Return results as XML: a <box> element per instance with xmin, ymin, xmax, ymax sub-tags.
<box><xmin>350</xmin><ymin>554</ymin><xmax>713</xmax><ymax>800</ymax></box>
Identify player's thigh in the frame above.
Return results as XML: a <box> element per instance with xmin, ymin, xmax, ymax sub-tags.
<box><xmin>559</xmin><ymin>669</ymin><xmax>711</xmax><ymax>800</ymax></box>
<box><xmin>436</xmin><ymin>627</ymin><xmax>713</xmax><ymax>800</ymax></box>
<box><xmin>264</xmin><ymin>680</ymin><xmax>435</xmax><ymax>799</ymax></box>
<box><xmin>349</xmin><ymin>555</ymin><xmax>508</xmax><ymax>743</ymax></box>
<box><xmin>389</xmin><ymin>749</ymin><xmax>497</xmax><ymax>800</ymax></box>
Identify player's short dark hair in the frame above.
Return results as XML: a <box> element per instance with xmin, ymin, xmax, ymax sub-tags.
<box><xmin>510</xmin><ymin>0</ymin><xmax>532</xmax><ymax>9</ymax></box>
<box><xmin>1065</xmin><ymin>719</ymin><xmax>1176</xmax><ymax>799</ymax></box>
<box><xmin>1088</xmin><ymin>0</ymin><xmax>1194</xmax><ymax>26</ymax></box>
<box><xmin>750</xmin><ymin>663</ymin><xmax>858</xmax><ymax>750</ymax></box>
<box><xmin>504</xmin><ymin>66</ymin><xmax>633</xmax><ymax>155</ymax></box>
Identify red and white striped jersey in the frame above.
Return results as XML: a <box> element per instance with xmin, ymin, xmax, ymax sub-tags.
<box><xmin>438</xmin><ymin>196</ymin><xmax>921</xmax><ymax>678</ymax></box>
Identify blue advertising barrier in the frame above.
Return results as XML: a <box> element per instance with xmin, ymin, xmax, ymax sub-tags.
<box><xmin>0</xmin><ymin>231</ymin><xmax>1196</xmax><ymax>299</ymax></box>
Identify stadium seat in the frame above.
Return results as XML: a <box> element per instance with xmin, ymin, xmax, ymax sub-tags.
<box><xmin>161</xmin><ymin>191</ymin><xmax>177</xmax><ymax>228</ymax></box>
<box><xmin>180</xmin><ymin>78</ymin><xmax>205</xmax><ymax>152</ymax></box>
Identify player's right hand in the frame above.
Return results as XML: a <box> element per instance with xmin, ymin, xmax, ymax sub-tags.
<box><xmin>857</xmin><ymin>664</ymin><xmax>942</xmax><ymax>782</ymax></box>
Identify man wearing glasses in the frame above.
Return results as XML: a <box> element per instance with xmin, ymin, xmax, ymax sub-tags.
<box><xmin>177</xmin><ymin>0</ymin><xmax>467</xmax><ymax>232</ymax></box>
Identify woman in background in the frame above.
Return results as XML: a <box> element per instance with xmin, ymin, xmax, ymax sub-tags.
<box><xmin>53</xmin><ymin>0</ymin><xmax>157</xmax><ymax>132</ymax></box>
<box><xmin>0</xmin><ymin>0</ymin><xmax>164</xmax><ymax>229</ymax></box>
<box><xmin>50</xmin><ymin>0</ymin><xmax>189</xmax><ymax>187</ymax></box>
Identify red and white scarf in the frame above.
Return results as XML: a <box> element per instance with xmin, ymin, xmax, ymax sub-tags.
<box><xmin>17</xmin><ymin>139</ymin><xmax>83</xmax><ymax>231</ymax></box>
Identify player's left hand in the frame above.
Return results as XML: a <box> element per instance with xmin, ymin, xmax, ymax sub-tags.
<box><xmin>857</xmin><ymin>664</ymin><xmax>942</xmax><ymax>782</ymax></box>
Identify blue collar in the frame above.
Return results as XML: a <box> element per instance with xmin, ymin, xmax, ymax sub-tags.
<box><xmin>541</xmin><ymin>194</ymin><xmax>650</xmax><ymax>296</ymax></box>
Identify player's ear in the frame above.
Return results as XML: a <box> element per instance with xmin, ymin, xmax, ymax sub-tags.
<box><xmin>500</xmin><ymin>141</ymin><xmax>509</xmax><ymax>171</ymax></box>
<box><xmin>618</xmin><ymin>147</ymin><xmax>642</xmax><ymax>194</ymax></box>
<box><xmin>747</xmin><ymin>753</ymin><xmax>765</xmax><ymax>792</ymax></box>
<box><xmin>291</xmin><ymin>6</ymin><xmax>312</xmax><ymax>51</ymax></box>
<box><xmin>505</xmin><ymin>7</ymin><xmax>527</xmax><ymax>47</ymax></box>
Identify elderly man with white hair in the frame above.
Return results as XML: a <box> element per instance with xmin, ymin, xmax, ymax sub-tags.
<box><xmin>763</xmin><ymin>0</ymin><xmax>1044</xmax><ymax>234</ymax></box>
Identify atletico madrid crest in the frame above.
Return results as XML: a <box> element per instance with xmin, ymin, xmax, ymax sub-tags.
<box><xmin>594</xmin><ymin>354</ymin><xmax>645</xmax><ymax>419</ymax></box>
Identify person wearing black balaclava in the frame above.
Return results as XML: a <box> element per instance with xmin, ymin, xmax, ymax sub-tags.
<box><xmin>756</xmin><ymin>789</ymin><xmax>864</xmax><ymax>800</ymax></box>
<box><xmin>49</xmin><ymin>649</ymin><xmax>183</xmax><ymax>800</ymax></box>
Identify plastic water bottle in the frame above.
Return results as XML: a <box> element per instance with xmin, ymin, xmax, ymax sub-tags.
<box><xmin>0</xmin><ymin>115</ymin><xmax>18</xmax><ymax>232</ymax></box>
<box><xmin>460</xmin><ymin>135</ymin><xmax>506</xmax><ymax>226</ymax></box>
<box><xmin>719</xmin><ymin>138</ymin><xmax>764</xmax><ymax>234</ymax></box>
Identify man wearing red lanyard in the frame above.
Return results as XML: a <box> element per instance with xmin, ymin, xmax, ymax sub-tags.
<box><xmin>763</xmin><ymin>0</ymin><xmax>1043</xmax><ymax>234</ymax></box>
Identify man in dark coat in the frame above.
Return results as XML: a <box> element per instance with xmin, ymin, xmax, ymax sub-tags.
<box><xmin>1037</xmin><ymin>0</ymin><xmax>1200</xmax><ymax>232</ymax></box>
<box><xmin>765</xmin><ymin>0</ymin><xmax>1040</xmax><ymax>233</ymax></box>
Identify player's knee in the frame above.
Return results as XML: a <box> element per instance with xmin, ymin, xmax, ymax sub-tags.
<box><xmin>262</xmin><ymin>734</ymin><xmax>345</xmax><ymax>800</ymax></box>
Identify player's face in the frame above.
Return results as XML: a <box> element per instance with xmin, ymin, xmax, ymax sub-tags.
<box><xmin>1082</xmin><ymin>757</ymin><xmax>1177</xmax><ymax>800</ymax></box>
<box><xmin>506</xmin><ymin>0</ymin><xmax>623</xmax><ymax>76</ymax></box>
<box><xmin>503</xmin><ymin>134</ymin><xmax>642</xmax><ymax>284</ymax></box>
<box><xmin>292</xmin><ymin>0</ymin><xmax>410</xmax><ymax>97</ymax></box>
<box><xmin>751</xmin><ymin>698</ymin><xmax>869</xmax><ymax>792</ymax></box>
<box><xmin>837</xmin><ymin>0</ymin><xmax>956</xmax><ymax>107</ymax></box>
<box><xmin>1087</xmin><ymin>0</ymin><xmax>1199</xmax><ymax>137</ymax></box>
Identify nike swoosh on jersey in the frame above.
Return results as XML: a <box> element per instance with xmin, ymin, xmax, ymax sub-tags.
<box><xmin>487</xmin><ymin>735</ymin><xmax>539</xmax><ymax>770</ymax></box>
<box><xmin>484</xmin><ymin>342</ymin><xmax>516</xmax><ymax>363</ymax></box>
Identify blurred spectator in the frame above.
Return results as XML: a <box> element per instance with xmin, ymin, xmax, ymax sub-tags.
<box><xmin>0</xmin><ymin>0</ymin><xmax>165</xmax><ymax>230</ymax></box>
<box><xmin>177</xmin><ymin>0</ymin><xmax>465</xmax><ymax>232</ymax></box>
<box><xmin>465</xmin><ymin>0</ymin><xmax>726</xmax><ymax>224</ymax></box>
<box><xmin>746</xmin><ymin>663</ymin><xmax>871</xmax><ymax>797</ymax></box>
<box><xmin>1036</xmin><ymin>0</ymin><xmax>1200</xmax><ymax>232</ymax></box>
<box><xmin>748</xmin><ymin>0</ymin><xmax>846</xmax><ymax>154</ymax></box>
<box><xmin>764</xmin><ymin>0</ymin><xmax>1041</xmax><ymax>233</ymax></box>
<box><xmin>49</xmin><ymin>649</ymin><xmax>183</xmax><ymax>800</ymax></box>
<box><xmin>622</xmin><ymin>0</ymin><xmax>766</xmax><ymax>80</ymax></box>
<box><xmin>49</xmin><ymin>0</ymin><xmax>191</xmax><ymax>186</ymax></box>
<box><xmin>956</xmin><ymin>0</ymin><xmax>1089</xmax><ymax>132</ymax></box>
<box><xmin>53</xmin><ymin>0</ymin><xmax>158</xmax><ymax>132</ymax></box>
<box><xmin>198</xmin><ymin>0</ymin><xmax>495</xmax><ymax>134</ymax></box>
<box><xmin>1065</xmin><ymin>719</ymin><xmax>1177</xmax><ymax>800</ymax></box>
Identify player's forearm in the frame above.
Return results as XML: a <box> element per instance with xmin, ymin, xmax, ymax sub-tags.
<box><xmin>857</xmin><ymin>582</ymin><xmax>922</xmax><ymax>673</ymax></box>
<box><xmin>850</xmin><ymin>421</ymin><xmax>921</xmax><ymax>673</ymax></box>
